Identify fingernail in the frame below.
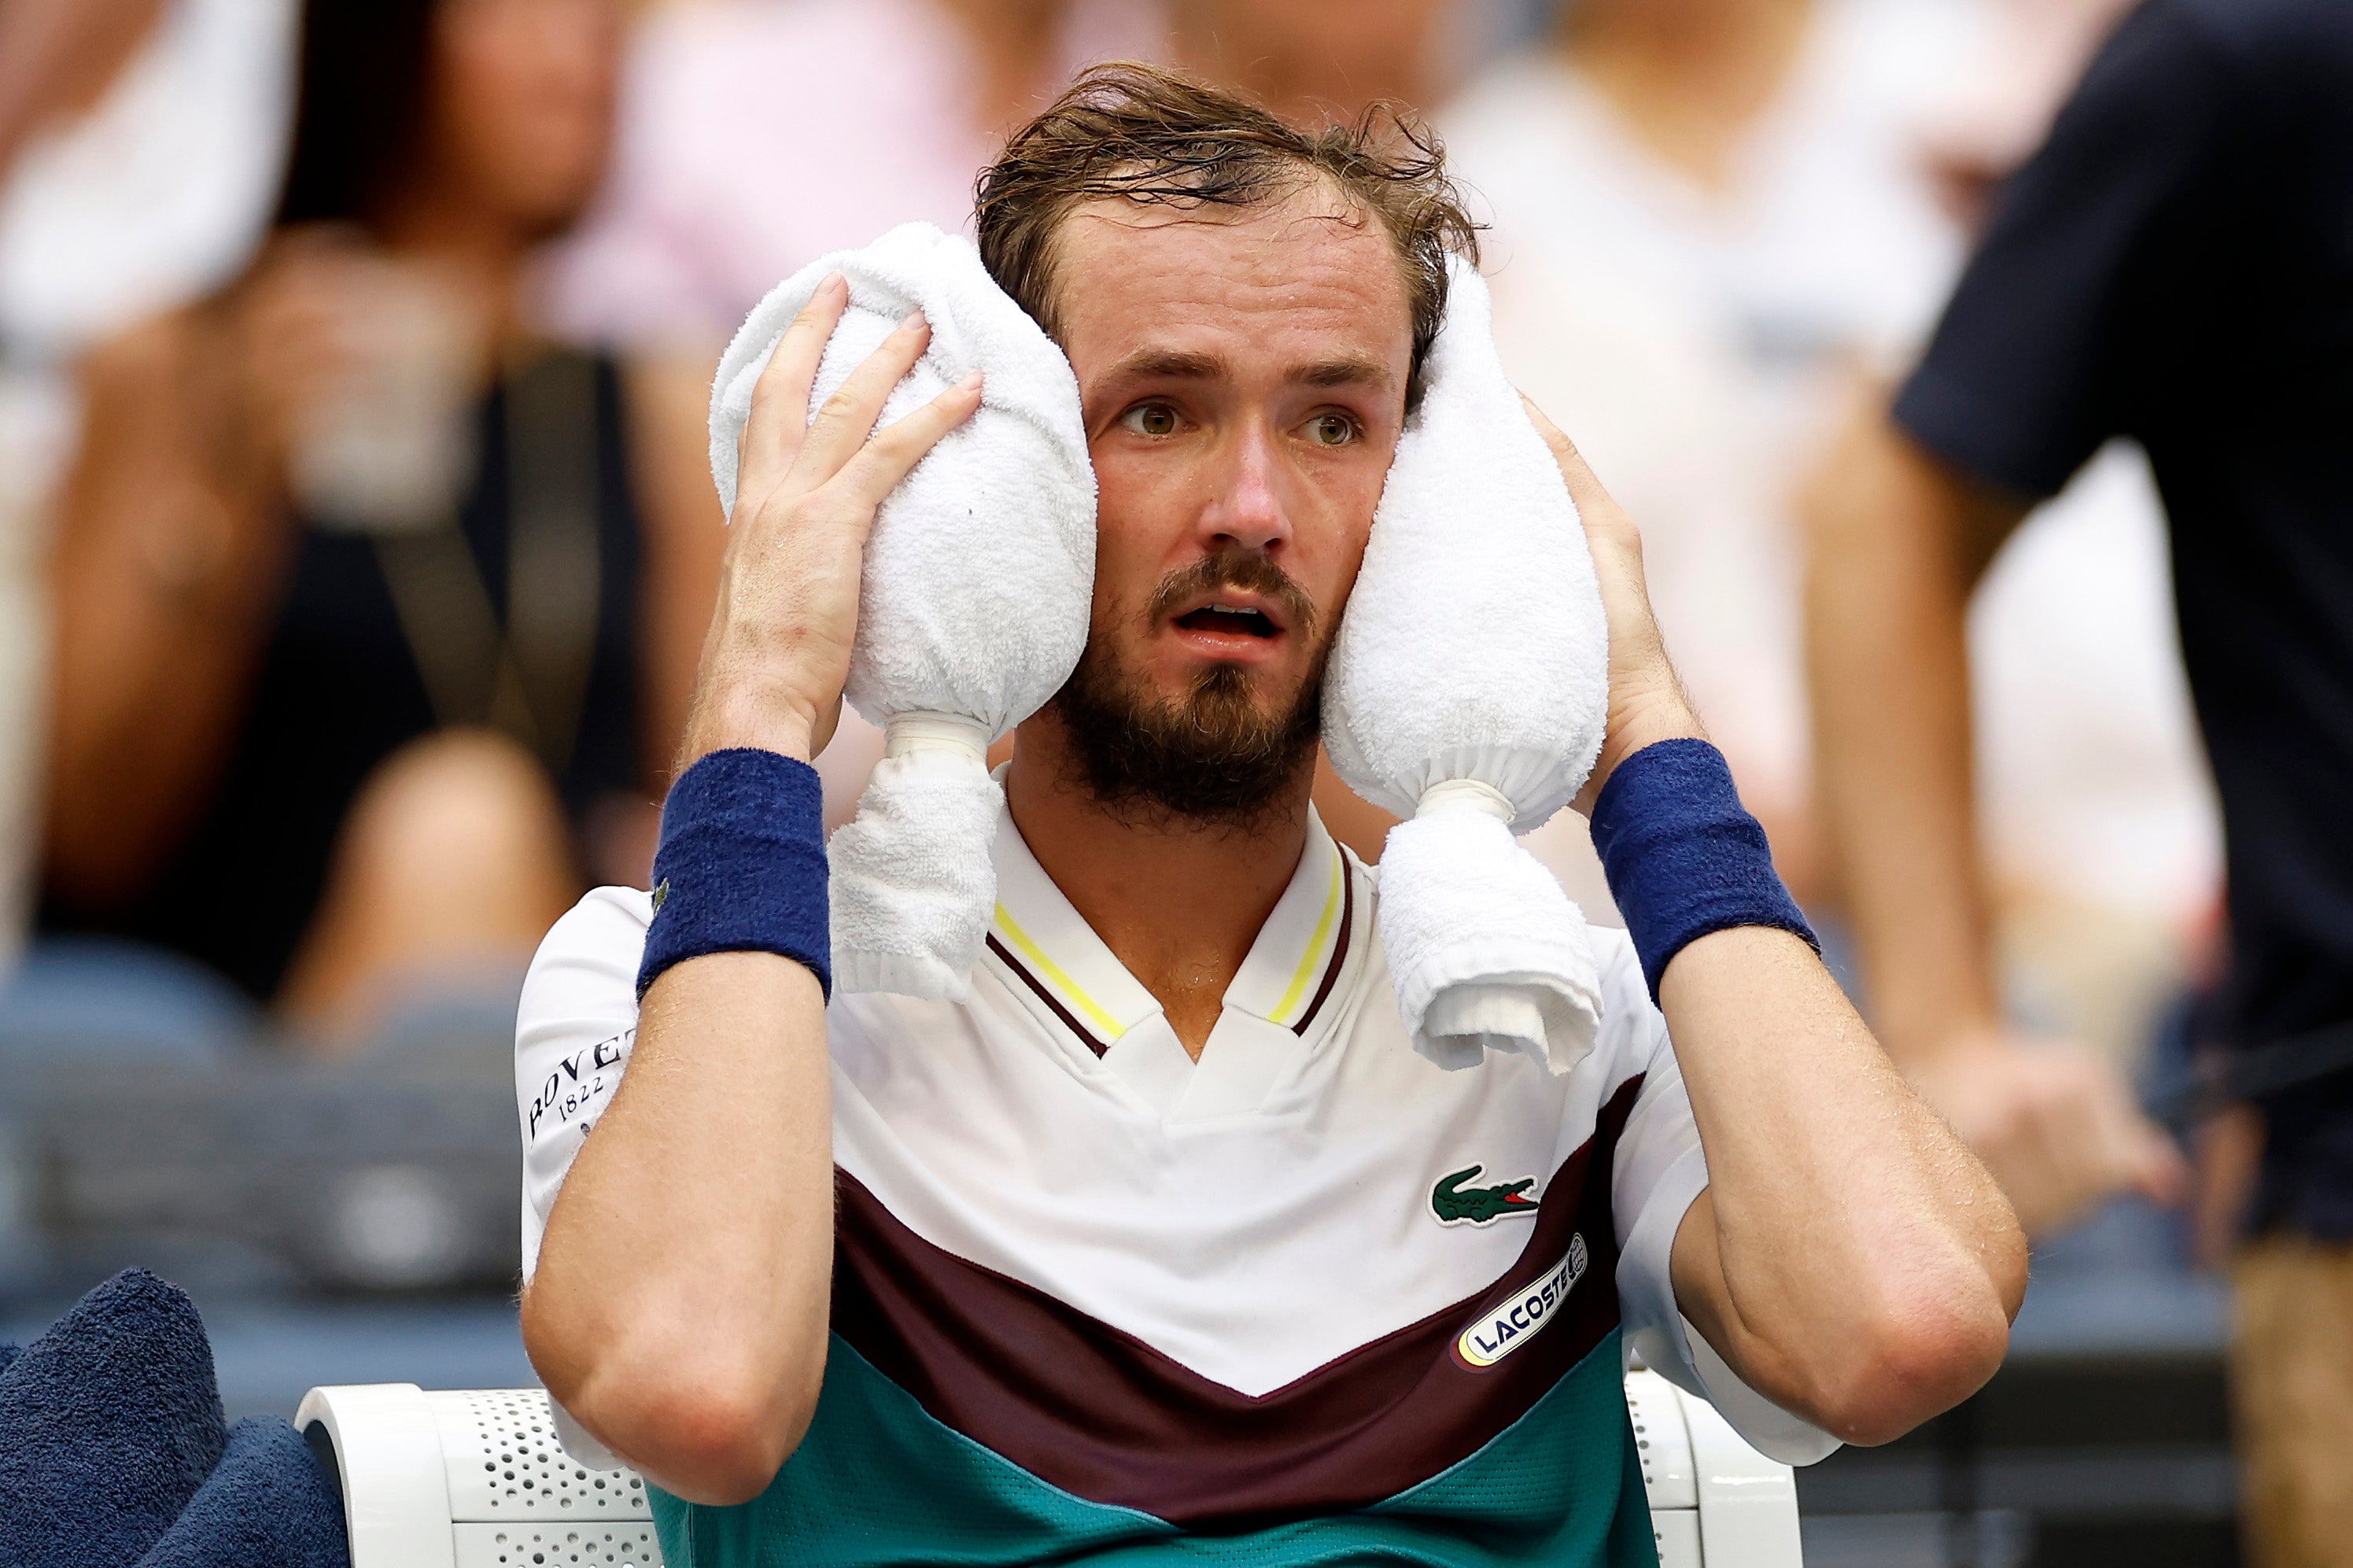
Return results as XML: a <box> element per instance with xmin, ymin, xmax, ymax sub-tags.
<box><xmin>960</xmin><ymin>371</ymin><xmax>983</xmax><ymax>391</ymax></box>
<box><xmin>901</xmin><ymin>310</ymin><xmax>927</xmax><ymax>331</ymax></box>
<box><xmin>823</xmin><ymin>271</ymin><xmax>845</xmax><ymax>292</ymax></box>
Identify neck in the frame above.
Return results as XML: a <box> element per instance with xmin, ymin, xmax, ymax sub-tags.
<box><xmin>371</xmin><ymin>181</ymin><xmax>536</xmax><ymax>352</ymax></box>
<box><xmin>1563</xmin><ymin>0</ymin><xmax>1813</xmax><ymax>190</ymax></box>
<box><xmin>1004</xmin><ymin>709</ymin><xmax>1314</xmax><ymax>1060</ymax></box>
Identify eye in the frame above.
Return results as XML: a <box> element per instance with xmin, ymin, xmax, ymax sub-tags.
<box><xmin>1304</xmin><ymin>412</ymin><xmax>1359</xmax><ymax>448</ymax></box>
<box><xmin>1119</xmin><ymin>401</ymin><xmax>1182</xmax><ymax>437</ymax></box>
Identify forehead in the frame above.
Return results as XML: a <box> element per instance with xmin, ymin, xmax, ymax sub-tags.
<box><xmin>1047</xmin><ymin>183</ymin><xmax>1414</xmax><ymax>381</ymax></box>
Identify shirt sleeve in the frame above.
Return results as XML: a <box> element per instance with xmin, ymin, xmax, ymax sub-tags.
<box><xmin>515</xmin><ymin>886</ymin><xmax>654</xmax><ymax>1282</ymax></box>
<box><xmin>1893</xmin><ymin>0</ymin><xmax>2233</xmax><ymax>499</ymax></box>
<box><xmin>1601</xmin><ymin>935</ymin><xmax>1842</xmax><ymax>1467</ymax></box>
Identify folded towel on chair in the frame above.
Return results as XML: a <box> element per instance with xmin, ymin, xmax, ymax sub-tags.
<box><xmin>1324</xmin><ymin>257</ymin><xmax>1610</xmax><ymax>1076</ymax></box>
<box><xmin>710</xmin><ymin>220</ymin><xmax>1095</xmax><ymax>1001</ymax></box>
<box><xmin>0</xmin><ymin>1269</ymin><xmax>227</xmax><ymax>1568</ymax></box>
<box><xmin>135</xmin><ymin>1416</ymin><xmax>349</xmax><ymax>1568</ymax></box>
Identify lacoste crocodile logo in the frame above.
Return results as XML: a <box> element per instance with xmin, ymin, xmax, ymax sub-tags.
<box><xmin>1432</xmin><ymin>1165</ymin><xmax>1541</xmax><ymax>1226</ymax></box>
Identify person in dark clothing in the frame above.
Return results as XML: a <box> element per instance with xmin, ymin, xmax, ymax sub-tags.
<box><xmin>1803</xmin><ymin>1</ymin><xmax>2353</xmax><ymax>1559</ymax></box>
<box><xmin>39</xmin><ymin>0</ymin><xmax>721</xmax><ymax>1041</ymax></box>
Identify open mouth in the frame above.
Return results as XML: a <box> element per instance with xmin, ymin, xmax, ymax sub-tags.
<box><xmin>1173</xmin><ymin>604</ymin><xmax>1279</xmax><ymax>640</ymax></box>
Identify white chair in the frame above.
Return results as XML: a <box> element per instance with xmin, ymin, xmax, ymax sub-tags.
<box><xmin>298</xmin><ymin>1371</ymin><xmax>1801</xmax><ymax>1567</ymax></box>
<box><xmin>1625</xmin><ymin>1367</ymin><xmax>1805</xmax><ymax>1568</ymax></box>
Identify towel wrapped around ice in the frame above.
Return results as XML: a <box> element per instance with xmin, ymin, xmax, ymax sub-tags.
<box><xmin>1323</xmin><ymin>258</ymin><xmax>1610</xmax><ymax>1075</ymax></box>
<box><xmin>710</xmin><ymin>222</ymin><xmax>1095</xmax><ymax>999</ymax></box>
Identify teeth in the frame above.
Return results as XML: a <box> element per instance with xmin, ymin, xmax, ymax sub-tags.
<box><xmin>1208</xmin><ymin>605</ymin><xmax>1252</xmax><ymax>616</ymax></box>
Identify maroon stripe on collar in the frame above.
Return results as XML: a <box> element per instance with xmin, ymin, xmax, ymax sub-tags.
<box><xmin>1290</xmin><ymin>853</ymin><xmax>1356</xmax><ymax>1038</ymax></box>
<box><xmin>829</xmin><ymin>1074</ymin><xmax>1643</xmax><ymax>1529</ymax></box>
<box><xmin>984</xmin><ymin>932</ymin><xmax>1110</xmax><ymax>1057</ymax></box>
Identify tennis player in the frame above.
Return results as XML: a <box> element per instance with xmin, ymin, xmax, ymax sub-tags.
<box><xmin>516</xmin><ymin>65</ymin><xmax>2024</xmax><ymax>1566</ymax></box>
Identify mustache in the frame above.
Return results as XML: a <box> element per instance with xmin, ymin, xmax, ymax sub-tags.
<box><xmin>1144</xmin><ymin>550</ymin><xmax>1318</xmax><ymax>636</ymax></box>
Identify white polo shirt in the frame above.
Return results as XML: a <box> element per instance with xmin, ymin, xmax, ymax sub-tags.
<box><xmin>515</xmin><ymin>803</ymin><xmax>1832</xmax><ymax>1562</ymax></box>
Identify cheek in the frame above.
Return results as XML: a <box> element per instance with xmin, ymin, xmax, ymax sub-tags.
<box><xmin>1086</xmin><ymin>447</ymin><xmax>1189</xmax><ymax>608</ymax></box>
<box><xmin>1286</xmin><ymin>461</ymin><xmax>1383</xmax><ymax>618</ymax></box>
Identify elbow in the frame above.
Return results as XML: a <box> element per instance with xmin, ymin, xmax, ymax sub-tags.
<box><xmin>1806</xmin><ymin>1276</ymin><xmax>2014</xmax><ymax>1448</ymax></box>
<box><xmin>522</xmin><ymin>1293</ymin><xmax>822</xmax><ymax>1505</ymax></box>
<box><xmin>575</xmin><ymin>1367</ymin><xmax>818</xmax><ymax>1506</ymax></box>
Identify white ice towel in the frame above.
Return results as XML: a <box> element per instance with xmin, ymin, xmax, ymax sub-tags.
<box><xmin>709</xmin><ymin>222</ymin><xmax>1096</xmax><ymax>1000</ymax></box>
<box><xmin>1323</xmin><ymin>258</ymin><xmax>1610</xmax><ymax>1075</ymax></box>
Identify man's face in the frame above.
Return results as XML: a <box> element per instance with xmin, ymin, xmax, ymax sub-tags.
<box><xmin>1045</xmin><ymin>183</ymin><xmax>1414</xmax><ymax>822</ymax></box>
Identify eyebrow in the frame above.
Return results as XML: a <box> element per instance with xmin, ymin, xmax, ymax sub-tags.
<box><xmin>1102</xmin><ymin>348</ymin><xmax>1395</xmax><ymax>390</ymax></box>
<box><xmin>1296</xmin><ymin>354</ymin><xmax>1392</xmax><ymax>390</ymax></box>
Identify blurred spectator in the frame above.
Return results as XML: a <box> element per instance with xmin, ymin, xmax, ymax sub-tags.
<box><xmin>1442</xmin><ymin>0</ymin><xmax>1982</xmax><ymax>909</ymax></box>
<box><xmin>543</xmin><ymin>0</ymin><xmax>1164</xmax><ymax>352</ymax></box>
<box><xmin>1802</xmin><ymin>1</ymin><xmax>2353</xmax><ymax>1558</ymax></box>
<box><xmin>1912</xmin><ymin>0</ymin><xmax>2139</xmax><ymax>226</ymax></box>
<box><xmin>540</xmin><ymin>0</ymin><xmax>1163</xmax><ymax>823</ymax></box>
<box><xmin>1167</xmin><ymin>0</ymin><xmax>1455</xmax><ymax>127</ymax></box>
<box><xmin>34</xmin><ymin>0</ymin><xmax>721</xmax><ymax>1046</ymax></box>
<box><xmin>1441</xmin><ymin>0</ymin><xmax>2219</xmax><ymax>1059</ymax></box>
<box><xmin>0</xmin><ymin>0</ymin><xmax>297</xmax><ymax>971</ymax></box>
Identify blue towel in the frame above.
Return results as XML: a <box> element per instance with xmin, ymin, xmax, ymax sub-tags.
<box><xmin>136</xmin><ymin>1416</ymin><xmax>350</xmax><ymax>1568</ymax></box>
<box><xmin>0</xmin><ymin>1269</ymin><xmax>228</xmax><ymax>1568</ymax></box>
<box><xmin>0</xmin><ymin>1341</ymin><xmax>18</xmax><ymax>1373</ymax></box>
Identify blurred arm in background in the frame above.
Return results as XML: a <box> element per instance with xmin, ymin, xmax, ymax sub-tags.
<box><xmin>42</xmin><ymin>284</ymin><xmax>293</xmax><ymax>906</ymax></box>
<box><xmin>1803</xmin><ymin>408</ymin><xmax>2179</xmax><ymax>1236</ymax></box>
<box><xmin>0</xmin><ymin>0</ymin><xmax>166</xmax><ymax>181</ymax></box>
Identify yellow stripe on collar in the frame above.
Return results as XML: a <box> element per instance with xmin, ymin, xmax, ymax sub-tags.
<box><xmin>994</xmin><ymin>902</ymin><xmax>1130</xmax><ymax>1042</ymax></box>
<box><xmin>1269</xmin><ymin>848</ymin><xmax>1344</xmax><ymax>1027</ymax></box>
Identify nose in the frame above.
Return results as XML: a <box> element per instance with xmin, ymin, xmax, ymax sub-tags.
<box><xmin>1195</xmin><ymin>419</ymin><xmax>1293</xmax><ymax>557</ymax></box>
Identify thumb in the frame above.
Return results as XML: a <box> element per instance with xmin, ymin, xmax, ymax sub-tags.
<box><xmin>2127</xmin><ymin>1117</ymin><xmax>2190</xmax><ymax>1206</ymax></box>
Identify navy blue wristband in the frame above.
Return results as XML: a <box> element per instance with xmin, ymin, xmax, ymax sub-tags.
<box><xmin>1587</xmin><ymin>738</ymin><xmax>1818</xmax><ymax>1001</ymax></box>
<box><xmin>636</xmin><ymin>747</ymin><xmax>831</xmax><ymax>1000</ymax></box>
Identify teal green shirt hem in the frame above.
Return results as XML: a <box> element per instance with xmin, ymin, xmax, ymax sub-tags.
<box><xmin>652</xmin><ymin>1328</ymin><xmax>1657</xmax><ymax>1568</ymax></box>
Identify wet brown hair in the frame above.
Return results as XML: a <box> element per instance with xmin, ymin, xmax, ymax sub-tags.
<box><xmin>975</xmin><ymin>61</ymin><xmax>1480</xmax><ymax>413</ymax></box>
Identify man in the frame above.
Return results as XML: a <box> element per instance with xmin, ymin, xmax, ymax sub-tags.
<box><xmin>519</xmin><ymin>65</ymin><xmax>2023</xmax><ymax>1564</ymax></box>
<box><xmin>1803</xmin><ymin>2</ymin><xmax>2353</xmax><ymax>1561</ymax></box>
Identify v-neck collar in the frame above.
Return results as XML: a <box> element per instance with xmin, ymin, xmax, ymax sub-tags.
<box><xmin>981</xmin><ymin>799</ymin><xmax>1363</xmax><ymax>1114</ymax></box>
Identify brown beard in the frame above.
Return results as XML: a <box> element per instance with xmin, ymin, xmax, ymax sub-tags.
<box><xmin>1050</xmin><ymin>552</ymin><xmax>1328</xmax><ymax>829</ymax></box>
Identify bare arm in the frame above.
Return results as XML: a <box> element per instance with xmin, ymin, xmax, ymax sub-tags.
<box><xmin>1532</xmin><ymin>403</ymin><xmax>2027</xmax><ymax>1444</ymax></box>
<box><xmin>0</xmin><ymin>0</ymin><xmax>165</xmax><ymax>179</ymax></box>
<box><xmin>520</xmin><ymin>279</ymin><xmax>983</xmax><ymax>1504</ymax></box>
<box><xmin>45</xmin><ymin>313</ymin><xmax>290</xmax><ymax>905</ymax></box>
<box><xmin>1801</xmin><ymin>407</ymin><xmax>2178</xmax><ymax>1235</ymax></box>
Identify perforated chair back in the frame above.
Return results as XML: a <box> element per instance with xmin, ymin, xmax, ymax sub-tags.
<box><xmin>297</xmin><ymin>1384</ymin><xmax>662</xmax><ymax>1568</ymax></box>
<box><xmin>301</xmin><ymin>1375</ymin><xmax>1801</xmax><ymax>1566</ymax></box>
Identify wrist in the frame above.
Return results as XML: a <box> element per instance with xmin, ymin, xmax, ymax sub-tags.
<box><xmin>638</xmin><ymin>748</ymin><xmax>832</xmax><ymax>998</ymax></box>
<box><xmin>1580</xmin><ymin>689</ymin><xmax>1705</xmax><ymax>812</ymax></box>
<box><xmin>680</xmin><ymin>681</ymin><xmax>821</xmax><ymax>768</ymax></box>
<box><xmin>1588</xmin><ymin>739</ymin><xmax>1817</xmax><ymax>1001</ymax></box>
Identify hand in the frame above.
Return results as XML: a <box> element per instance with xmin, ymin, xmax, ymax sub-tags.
<box><xmin>1518</xmin><ymin>397</ymin><xmax>1706</xmax><ymax>813</ymax></box>
<box><xmin>1905</xmin><ymin>1028</ymin><xmax>2185</xmax><ymax>1236</ymax></box>
<box><xmin>228</xmin><ymin>232</ymin><xmax>487</xmax><ymax>474</ymax></box>
<box><xmin>678</xmin><ymin>274</ymin><xmax>983</xmax><ymax>766</ymax></box>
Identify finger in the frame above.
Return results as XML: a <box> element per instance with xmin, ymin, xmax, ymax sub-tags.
<box><xmin>834</xmin><ymin>371</ymin><xmax>984</xmax><ymax>507</ymax></box>
<box><xmin>1518</xmin><ymin>391</ymin><xmax>1628</xmax><ymax>528</ymax></box>
<box><xmin>794</xmin><ymin>310</ymin><xmax>935</xmax><ymax>486</ymax></box>
<box><xmin>2126</xmin><ymin>1116</ymin><xmax>2191</xmax><ymax>1205</ymax></box>
<box><xmin>739</xmin><ymin>274</ymin><xmax>849</xmax><ymax>507</ymax></box>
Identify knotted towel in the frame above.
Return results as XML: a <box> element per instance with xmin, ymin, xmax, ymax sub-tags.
<box><xmin>1324</xmin><ymin>258</ymin><xmax>1610</xmax><ymax>1075</ymax></box>
<box><xmin>0</xmin><ymin>1269</ymin><xmax>227</xmax><ymax>1568</ymax></box>
<box><xmin>710</xmin><ymin>222</ymin><xmax>1096</xmax><ymax>1000</ymax></box>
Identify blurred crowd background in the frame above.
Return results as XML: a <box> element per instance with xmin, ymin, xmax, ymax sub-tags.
<box><xmin>0</xmin><ymin>0</ymin><xmax>2292</xmax><ymax>1562</ymax></box>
